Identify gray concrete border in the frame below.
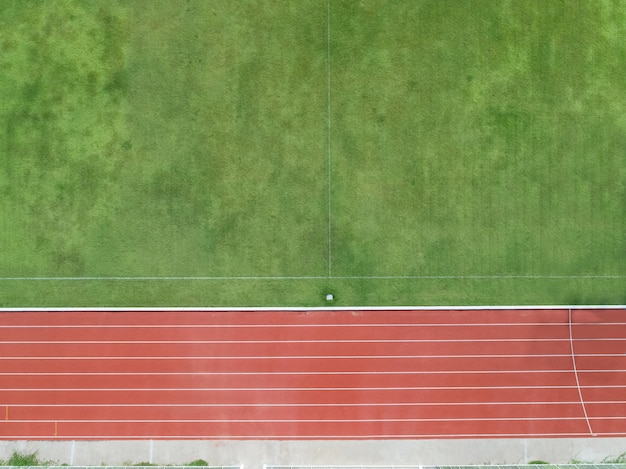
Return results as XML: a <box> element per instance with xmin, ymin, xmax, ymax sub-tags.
<box><xmin>2</xmin><ymin>439</ymin><xmax>626</xmax><ymax>469</ymax></box>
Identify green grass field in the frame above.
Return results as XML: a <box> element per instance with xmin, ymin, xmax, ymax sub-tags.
<box><xmin>0</xmin><ymin>0</ymin><xmax>624</xmax><ymax>307</ymax></box>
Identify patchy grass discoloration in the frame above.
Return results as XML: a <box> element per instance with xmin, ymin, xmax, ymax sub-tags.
<box><xmin>0</xmin><ymin>0</ymin><xmax>624</xmax><ymax>306</ymax></box>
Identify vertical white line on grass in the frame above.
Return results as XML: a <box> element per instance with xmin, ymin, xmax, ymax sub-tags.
<box><xmin>568</xmin><ymin>307</ymin><xmax>594</xmax><ymax>435</ymax></box>
<box><xmin>327</xmin><ymin>0</ymin><xmax>332</xmax><ymax>278</ymax></box>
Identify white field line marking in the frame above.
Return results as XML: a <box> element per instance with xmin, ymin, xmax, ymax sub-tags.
<box><xmin>8</xmin><ymin>366</ymin><xmax>626</xmax><ymax>372</ymax></box>
<box><xmin>0</xmin><ymin>322</ymin><xmax>583</xmax><ymax>327</ymax></box>
<box><xmin>4</xmin><ymin>323</ymin><xmax>624</xmax><ymax>330</ymax></box>
<box><xmin>7</xmin><ymin>401</ymin><xmax>594</xmax><ymax>407</ymax></box>
<box><xmin>569</xmin><ymin>307</ymin><xmax>595</xmax><ymax>436</ymax></box>
<box><xmin>2</xmin><ymin>432</ymin><xmax>599</xmax><ymax>439</ymax></box>
<box><xmin>0</xmin><ymin>369</ymin><xmax>582</xmax><ymax>376</ymax></box>
<box><xmin>6</xmin><ymin>371</ymin><xmax>610</xmax><ymax>379</ymax></box>
<box><xmin>7</xmin><ymin>338</ymin><xmax>625</xmax><ymax>343</ymax></box>
<box><xmin>6</xmin><ymin>417</ymin><xmax>599</xmax><ymax>424</ymax></box>
<box><xmin>5</xmin><ymin>385</ymin><xmax>584</xmax><ymax>391</ymax></box>
<box><xmin>263</xmin><ymin>464</ymin><xmax>428</xmax><ymax>469</ymax></box>
<box><xmin>0</xmin><ymin>275</ymin><xmax>624</xmax><ymax>280</ymax></box>
<box><xmin>266</xmin><ymin>466</ymin><xmax>434</xmax><ymax>469</ymax></box>
<box><xmin>0</xmin><ymin>353</ymin><xmax>583</xmax><ymax>359</ymax></box>
<box><xmin>1</xmin><ymin>305</ymin><xmax>624</xmax><ymax>311</ymax></box>
<box><xmin>2</xmin><ymin>384</ymin><xmax>584</xmax><ymax>392</ymax></box>
<box><xmin>3</xmin><ymin>386</ymin><xmax>584</xmax><ymax>393</ymax></box>
<box><xmin>327</xmin><ymin>0</ymin><xmax>332</xmax><ymax>277</ymax></box>
<box><xmin>0</xmin><ymin>338</ymin><xmax>573</xmax><ymax>344</ymax></box>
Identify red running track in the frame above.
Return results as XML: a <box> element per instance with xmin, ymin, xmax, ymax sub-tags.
<box><xmin>1</xmin><ymin>308</ymin><xmax>625</xmax><ymax>439</ymax></box>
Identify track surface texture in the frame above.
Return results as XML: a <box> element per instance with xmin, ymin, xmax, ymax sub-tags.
<box><xmin>1</xmin><ymin>308</ymin><xmax>625</xmax><ymax>439</ymax></box>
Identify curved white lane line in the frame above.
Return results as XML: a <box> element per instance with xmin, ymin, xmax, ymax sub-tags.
<box><xmin>569</xmin><ymin>307</ymin><xmax>594</xmax><ymax>435</ymax></box>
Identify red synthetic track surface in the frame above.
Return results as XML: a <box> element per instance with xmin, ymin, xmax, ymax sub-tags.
<box><xmin>1</xmin><ymin>308</ymin><xmax>625</xmax><ymax>440</ymax></box>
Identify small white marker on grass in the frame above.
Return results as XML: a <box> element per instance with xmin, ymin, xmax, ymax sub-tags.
<box><xmin>326</xmin><ymin>293</ymin><xmax>334</xmax><ymax>301</ymax></box>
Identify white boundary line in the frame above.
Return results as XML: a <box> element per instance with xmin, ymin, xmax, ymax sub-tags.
<box><xmin>0</xmin><ymin>338</ymin><xmax>578</xmax><ymax>343</ymax></box>
<box><xmin>0</xmin><ymin>275</ymin><xmax>624</xmax><ymax>280</ymax></box>
<box><xmin>568</xmin><ymin>307</ymin><xmax>594</xmax><ymax>436</ymax></box>
<box><xmin>4</xmin><ymin>417</ymin><xmax>604</xmax><ymax>423</ymax></box>
<box><xmin>327</xmin><ymin>0</ymin><xmax>332</xmax><ymax>278</ymax></box>
<box><xmin>265</xmin><ymin>466</ymin><xmax>626</xmax><ymax>469</ymax></box>
<box><xmin>2</xmin><ymin>322</ymin><xmax>623</xmax><ymax>327</ymax></box>
<box><xmin>5</xmin><ymin>401</ymin><xmax>605</xmax><ymax>407</ymax></box>
<box><xmin>0</xmin><ymin>370</ymin><xmax>590</xmax><ymax>375</ymax></box>
<box><xmin>266</xmin><ymin>466</ymin><xmax>428</xmax><ymax>469</ymax></box>
<box><xmin>2</xmin><ymin>386</ymin><xmax>585</xmax><ymax>391</ymax></box>
<box><xmin>0</xmin><ymin>323</ymin><xmax>587</xmax><ymax>327</ymax></box>
<box><xmin>0</xmin><ymin>305</ymin><xmax>623</xmax><ymax>312</ymax></box>
<box><xmin>0</xmin><ymin>354</ymin><xmax>592</xmax><ymax>360</ymax></box>
<box><xmin>0</xmin><ymin>433</ymin><xmax>604</xmax><ymax>439</ymax></box>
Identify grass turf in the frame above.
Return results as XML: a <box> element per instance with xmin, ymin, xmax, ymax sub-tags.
<box><xmin>0</xmin><ymin>0</ymin><xmax>624</xmax><ymax>307</ymax></box>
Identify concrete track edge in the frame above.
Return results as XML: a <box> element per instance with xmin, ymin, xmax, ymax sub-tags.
<box><xmin>2</xmin><ymin>439</ymin><xmax>626</xmax><ymax>468</ymax></box>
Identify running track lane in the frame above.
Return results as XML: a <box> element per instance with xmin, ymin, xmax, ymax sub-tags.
<box><xmin>1</xmin><ymin>308</ymin><xmax>625</xmax><ymax>439</ymax></box>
